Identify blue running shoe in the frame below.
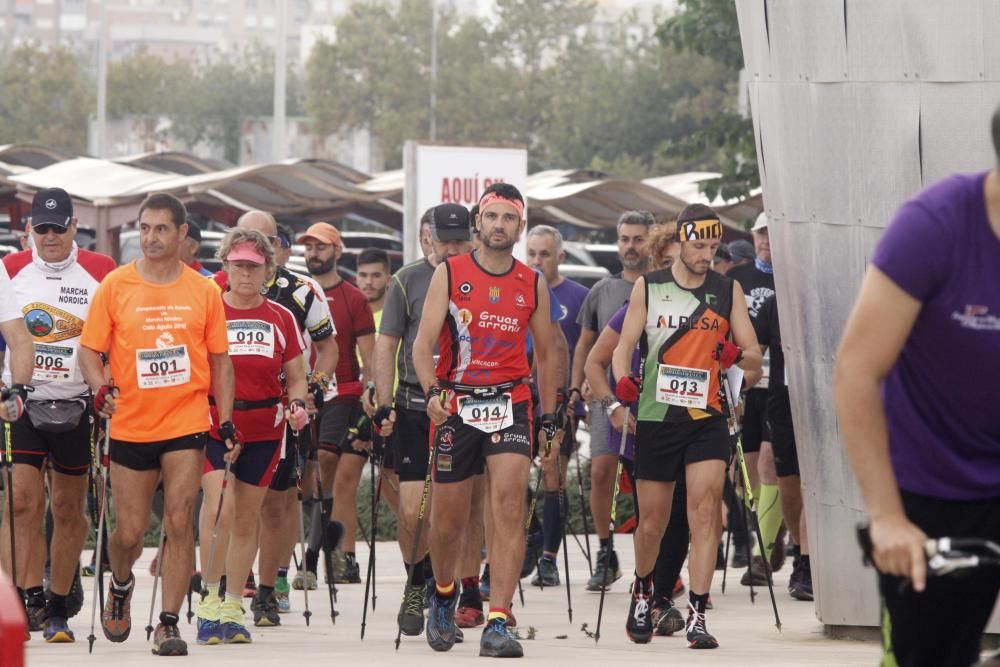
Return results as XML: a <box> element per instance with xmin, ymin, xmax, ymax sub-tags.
<box><xmin>480</xmin><ymin>617</ymin><xmax>523</xmax><ymax>658</ymax></box>
<box><xmin>425</xmin><ymin>587</ymin><xmax>459</xmax><ymax>652</ymax></box>
<box><xmin>196</xmin><ymin>619</ymin><xmax>223</xmax><ymax>645</ymax></box>
<box><xmin>222</xmin><ymin>622</ymin><xmax>252</xmax><ymax>644</ymax></box>
<box><xmin>43</xmin><ymin>616</ymin><xmax>74</xmax><ymax>643</ymax></box>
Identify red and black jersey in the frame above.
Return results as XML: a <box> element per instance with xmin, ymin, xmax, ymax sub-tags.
<box><xmin>436</xmin><ymin>252</ymin><xmax>537</xmax><ymax>403</ymax></box>
<box><xmin>323</xmin><ymin>278</ymin><xmax>375</xmax><ymax>399</ymax></box>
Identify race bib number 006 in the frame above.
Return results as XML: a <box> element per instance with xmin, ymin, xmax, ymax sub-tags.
<box><xmin>136</xmin><ymin>345</ymin><xmax>191</xmax><ymax>389</ymax></box>
<box><xmin>33</xmin><ymin>343</ymin><xmax>75</xmax><ymax>383</ymax></box>
<box><xmin>656</xmin><ymin>364</ymin><xmax>709</xmax><ymax>410</ymax></box>
<box><xmin>458</xmin><ymin>393</ymin><xmax>514</xmax><ymax>433</ymax></box>
<box><xmin>227</xmin><ymin>319</ymin><xmax>275</xmax><ymax>358</ymax></box>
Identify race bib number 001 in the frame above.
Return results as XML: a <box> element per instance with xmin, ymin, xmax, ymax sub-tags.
<box><xmin>136</xmin><ymin>345</ymin><xmax>191</xmax><ymax>389</ymax></box>
<box><xmin>656</xmin><ymin>364</ymin><xmax>709</xmax><ymax>410</ymax></box>
<box><xmin>33</xmin><ymin>343</ymin><xmax>75</xmax><ymax>383</ymax></box>
<box><xmin>458</xmin><ymin>393</ymin><xmax>514</xmax><ymax>433</ymax></box>
<box><xmin>227</xmin><ymin>319</ymin><xmax>275</xmax><ymax>358</ymax></box>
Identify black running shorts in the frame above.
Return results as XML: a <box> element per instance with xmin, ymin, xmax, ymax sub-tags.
<box><xmin>109</xmin><ymin>432</ymin><xmax>207</xmax><ymax>471</ymax></box>
<box><xmin>767</xmin><ymin>387</ymin><xmax>799</xmax><ymax>478</ymax></box>
<box><xmin>633</xmin><ymin>417</ymin><xmax>730</xmax><ymax>483</ymax></box>
<box><xmin>431</xmin><ymin>401</ymin><xmax>532</xmax><ymax>484</ymax></box>
<box><xmin>8</xmin><ymin>412</ymin><xmax>93</xmax><ymax>476</ymax></box>
<box><xmin>740</xmin><ymin>388</ymin><xmax>770</xmax><ymax>453</ymax></box>
<box><xmin>392</xmin><ymin>407</ymin><xmax>430</xmax><ymax>483</ymax></box>
<box><xmin>317</xmin><ymin>399</ymin><xmax>371</xmax><ymax>457</ymax></box>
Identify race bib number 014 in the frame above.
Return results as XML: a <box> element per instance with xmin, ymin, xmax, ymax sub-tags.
<box><xmin>656</xmin><ymin>364</ymin><xmax>709</xmax><ymax>410</ymax></box>
<box><xmin>227</xmin><ymin>319</ymin><xmax>275</xmax><ymax>358</ymax></box>
<box><xmin>33</xmin><ymin>343</ymin><xmax>75</xmax><ymax>383</ymax></box>
<box><xmin>458</xmin><ymin>393</ymin><xmax>514</xmax><ymax>433</ymax></box>
<box><xmin>136</xmin><ymin>345</ymin><xmax>191</xmax><ymax>389</ymax></box>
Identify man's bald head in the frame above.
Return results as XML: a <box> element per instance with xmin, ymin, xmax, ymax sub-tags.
<box><xmin>237</xmin><ymin>210</ymin><xmax>278</xmax><ymax>237</ymax></box>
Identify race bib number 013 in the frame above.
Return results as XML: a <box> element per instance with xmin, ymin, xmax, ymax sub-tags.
<box><xmin>656</xmin><ymin>364</ymin><xmax>709</xmax><ymax>410</ymax></box>
<box><xmin>33</xmin><ymin>343</ymin><xmax>75</xmax><ymax>383</ymax></box>
<box><xmin>458</xmin><ymin>393</ymin><xmax>514</xmax><ymax>433</ymax></box>
<box><xmin>136</xmin><ymin>345</ymin><xmax>191</xmax><ymax>389</ymax></box>
<box><xmin>227</xmin><ymin>319</ymin><xmax>275</xmax><ymax>358</ymax></box>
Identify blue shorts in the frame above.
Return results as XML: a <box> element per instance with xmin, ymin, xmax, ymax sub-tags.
<box><xmin>205</xmin><ymin>437</ymin><xmax>283</xmax><ymax>487</ymax></box>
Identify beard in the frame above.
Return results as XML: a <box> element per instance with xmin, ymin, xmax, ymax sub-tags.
<box><xmin>621</xmin><ymin>251</ymin><xmax>647</xmax><ymax>271</ymax></box>
<box><xmin>680</xmin><ymin>253</ymin><xmax>710</xmax><ymax>275</ymax></box>
<box><xmin>481</xmin><ymin>233</ymin><xmax>515</xmax><ymax>251</ymax></box>
<box><xmin>306</xmin><ymin>256</ymin><xmax>335</xmax><ymax>276</ymax></box>
<box><xmin>366</xmin><ymin>285</ymin><xmax>387</xmax><ymax>303</ymax></box>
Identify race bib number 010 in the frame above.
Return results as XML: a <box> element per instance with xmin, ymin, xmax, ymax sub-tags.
<box><xmin>656</xmin><ymin>364</ymin><xmax>709</xmax><ymax>410</ymax></box>
<box><xmin>33</xmin><ymin>343</ymin><xmax>75</xmax><ymax>383</ymax></box>
<box><xmin>136</xmin><ymin>345</ymin><xmax>191</xmax><ymax>389</ymax></box>
<box><xmin>227</xmin><ymin>320</ymin><xmax>275</xmax><ymax>357</ymax></box>
<box><xmin>458</xmin><ymin>393</ymin><xmax>514</xmax><ymax>433</ymax></box>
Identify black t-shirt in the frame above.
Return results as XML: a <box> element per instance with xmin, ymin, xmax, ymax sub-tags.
<box><xmin>754</xmin><ymin>293</ymin><xmax>783</xmax><ymax>390</ymax></box>
<box><xmin>727</xmin><ymin>262</ymin><xmax>775</xmax><ymax>322</ymax></box>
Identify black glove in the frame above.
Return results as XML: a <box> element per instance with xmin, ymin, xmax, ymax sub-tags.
<box><xmin>373</xmin><ymin>405</ymin><xmax>396</xmax><ymax>435</ymax></box>
<box><xmin>218</xmin><ymin>420</ymin><xmax>243</xmax><ymax>448</ymax></box>
<box><xmin>539</xmin><ymin>412</ymin><xmax>559</xmax><ymax>450</ymax></box>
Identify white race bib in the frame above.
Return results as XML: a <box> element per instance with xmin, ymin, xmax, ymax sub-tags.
<box><xmin>458</xmin><ymin>393</ymin><xmax>514</xmax><ymax>433</ymax></box>
<box><xmin>32</xmin><ymin>343</ymin><xmax>75</xmax><ymax>383</ymax></box>
<box><xmin>655</xmin><ymin>364</ymin><xmax>710</xmax><ymax>410</ymax></box>
<box><xmin>136</xmin><ymin>345</ymin><xmax>191</xmax><ymax>389</ymax></box>
<box><xmin>227</xmin><ymin>319</ymin><xmax>275</xmax><ymax>358</ymax></box>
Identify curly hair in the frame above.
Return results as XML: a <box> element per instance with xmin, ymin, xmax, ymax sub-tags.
<box><xmin>647</xmin><ymin>221</ymin><xmax>677</xmax><ymax>270</ymax></box>
<box><xmin>216</xmin><ymin>227</ymin><xmax>276</xmax><ymax>277</ymax></box>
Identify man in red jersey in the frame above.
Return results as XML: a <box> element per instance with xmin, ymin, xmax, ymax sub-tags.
<box><xmin>413</xmin><ymin>183</ymin><xmax>557</xmax><ymax>659</ymax></box>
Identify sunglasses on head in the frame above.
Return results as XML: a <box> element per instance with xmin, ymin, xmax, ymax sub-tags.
<box><xmin>33</xmin><ymin>223</ymin><xmax>69</xmax><ymax>235</ymax></box>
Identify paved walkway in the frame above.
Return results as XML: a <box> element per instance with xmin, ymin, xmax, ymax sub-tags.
<box><xmin>25</xmin><ymin>539</ymin><xmax>880</xmax><ymax>666</ymax></box>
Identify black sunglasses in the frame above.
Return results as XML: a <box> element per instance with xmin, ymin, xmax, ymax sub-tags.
<box><xmin>33</xmin><ymin>223</ymin><xmax>70</xmax><ymax>235</ymax></box>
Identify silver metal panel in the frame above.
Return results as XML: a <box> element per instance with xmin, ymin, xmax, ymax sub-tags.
<box><xmin>809</xmin><ymin>85</ymin><xmax>852</xmax><ymax>223</ymax></box>
<box><xmin>735</xmin><ymin>0</ymin><xmax>771</xmax><ymax>81</ymax></box>
<box><xmin>847</xmin><ymin>83</ymin><xmax>922</xmax><ymax>228</ymax></box>
<box><xmin>985</xmin><ymin>0</ymin><xmax>1000</xmax><ymax>80</ymax></box>
<box><xmin>919</xmin><ymin>83</ymin><xmax>998</xmax><ymax>184</ymax></box>
<box><xmin>846</xmin><ymin>0</ymin><xmax>907</xmax><ymax>81</ymax></box>
<box><xmin>766</xmin><ymin>0</ymin><xmax>847</xmax><ymax>83</ymax></box>
<box><xmin>901</xmin><ymin>0</ymin><xmax>984</xmax><ymax>82</ymax></box>
<box><xmin>756</xmin><ymin>83</ymin><xmax>813</xmax><ymax>221</ymax></box>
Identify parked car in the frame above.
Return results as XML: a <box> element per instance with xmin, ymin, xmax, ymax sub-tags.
<box><xmin>118</xmin><ymin>229</ymin><xmax>225</xmax><ymax>267</ymax></box>
<box><xmin>558</xmin><ymin>264</ymin><xmax>610</xmax><ymax>290</ymax></box>
<box><xmin>584</xmin><ymin>244</ymin><xmax>622</xmax><ymax>275</ymax></box>
<box><xmin>561</xmin><ymin>241</ymin><xmax>598</xmax><ymax>266</ymax></box>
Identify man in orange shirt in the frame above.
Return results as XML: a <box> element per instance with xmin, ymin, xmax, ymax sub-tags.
<box><xmin>79</xmin><ymin>193</ymin><xmax>235</xmax><ymax>657</ymax></box>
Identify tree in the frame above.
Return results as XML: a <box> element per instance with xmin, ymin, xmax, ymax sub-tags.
<box><xmin>108</xmin><ymin>49</ymin><xmax>194</xmax><ymax>149</ymax></box>
<box><xmin>0</xmin><ymin>45</ymin><xmax>93</xmax><ymax>154</ymax></box>
<box><xmin>657</xmin><ymin>0</ymin><xmax>759</xmax><ymax>202</ymax></box>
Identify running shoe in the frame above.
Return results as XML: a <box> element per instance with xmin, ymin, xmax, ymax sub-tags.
<box><xmin>333</xmin><ymin>552</ymin><xmax>362</xmax><ymax>584</ymax></box>
<box><xmin>455</xmin><ymin>605</ymin><xmax>485</xmax><ymax>628</ymax></box>
<box><xmin>26</xmin><ymin>594</ymin><xmax>46</xmax><ymax>632</ymax></box>
<box><xmin>531</xmin><ymin>556</ymin><xmax>560</xmax><ymax>587</ymax></box>
<box><xmin>425</xmin><ymin>589</ymin><xmax>458</xmax><ymax>652</ymax></box>
<box><xmin>42</xmin><ymin>616</ymin><xmax>74</xmax><ymax>643</ymax></box>
<box><xmin>251</xmin><ymin>590</ymin><xmax>281</xmax><ymax>627</ymax></box>
<box><xmin>651</xmin><ymin>600</ymin><xmax>685</xmax><ymax>637</ymax></box>
<box><xmin>243</xmin><ymin>572</ymin><xmax>257</xmax><ymax>598</ymax></box>
<box><xmin>397</xmin><ymin>584</ymin><xmax>425</xmax><ymax>635</ymax></box>
<box><xmin>221</xmin><ymin>598</ymin><xmax>252</xmax><ymax>643</ymax></box>
<box><xmin>741</xmin><ymin>556</ymin><xmax>771</xmax><ymax>586</ymax></box>
<box><xmin>585</xmin><ymin>546</ymin><xmax>622</xmax><ymax>591</ymax></box>
<box><xmin>196</xmin><ymin>591</ymin><xmax>222</xmax><ymax>644</ymax></box>
<box><xmin>82</xmin><ymin>563</ymin><xmax>96</xmax><ymax>577</ymax></box>
<box><xmin>275</xmin><ymin>576</ymin><xmax>292</xmax><ymax>613</ymax></box>
<box><xmin>293</xmin><ymin>569</ymin><xmax>317</xmax><ymax>591</ymax></box>
<box><xmin>789</xmin><ymin>556</ymin><xmax>814</xmax><ymax>601</ymax></box>
<box><xmin>685</xmin><ymin>603</ymin><xmax>718</xmax><ymax>649</ymax></box>
<box><xmin>152</xmin><ymin>622</ymin><xmax>188</xmax><ymax>656</ymax></box>
<box><xmin>625</xmin><ymin>580</ymin><xmax>653</xmax><ymax>644</ymax></box>
<box><xmin>101</xmin><ymin>575</ymin><xmax>134</xmax><ymax>642</ymax></box>
<box><xmin>479</xmin><ymin>616</ymin><xmax>523</xmax><ymax>658</ymax></box>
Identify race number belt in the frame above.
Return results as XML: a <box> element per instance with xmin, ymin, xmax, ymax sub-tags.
<box><xmin>441</xmin><ymin>377</ymin><xmax>530</xmax><ymax>400</ymax></box>
<box><xmin>655</xmin><ymin>364</ymin><xmax>710</xmax><ymax>410</ymax></box>
<box><xmin>136</xmin><ymin>345</ymin><xmax>191</xmax><ymax>389</ymax></box>
<box><xmin>209</xmin><ymin>396</ymin><xmax>280</xmax><ymax>411</ymax></box>
<box><xmin>32</xmin><ymin>342</ymin><xmax>75</xmax><ymax>383</ymax></box>
<box><xmin>457</xmin><ymin>392</ymin><xmax>514</xmax><ymax>433</ymax></box>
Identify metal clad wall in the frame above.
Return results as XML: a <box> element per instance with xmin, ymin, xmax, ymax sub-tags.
<box><xmin>736</xmin><ymin>0</ymin><xmax>1000</xmax><ymax>631</ymax></box>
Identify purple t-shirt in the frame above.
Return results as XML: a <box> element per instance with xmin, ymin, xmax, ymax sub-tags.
<box><xmin>553</xmin><ymin>278</ymin><xmax>590</xmax><ymax>417</ymax></box>
<box><xmin>871</xmin><ymin>171</ymin><xmax>1000</xmax><ymax>501</ymax></box>
<box><xmin>607</xmin><ymin>302</ymin><xmax>640</xmax><ymax>461</ymax></box>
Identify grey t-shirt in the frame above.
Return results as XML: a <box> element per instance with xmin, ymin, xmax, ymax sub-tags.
<box><xmin>576</xmin><ymin>274</ymin><xmax>635</xmax><ymax>334</ymax></box>
<box><xmin>379</xmin><ymin>258</ymin><xmax>435</xmax><ymax>409</ymax></box>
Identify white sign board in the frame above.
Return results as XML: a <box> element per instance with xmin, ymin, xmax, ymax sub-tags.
<box><xmin>403</xmin><ymin>142</ymin><xmax>529</xmax><ymax>264</ymax></box>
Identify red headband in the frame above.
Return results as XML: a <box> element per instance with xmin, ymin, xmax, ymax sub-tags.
<box><xmin>479</xmin><ymin>192</ymin><xmax>525</xmax><ymax>221</ymax></box>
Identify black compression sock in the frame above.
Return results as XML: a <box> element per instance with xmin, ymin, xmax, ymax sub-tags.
<box><xmin>542</xmin><ymin>491</ymin><xmax>562</xmax><ymax>554</ymax></box>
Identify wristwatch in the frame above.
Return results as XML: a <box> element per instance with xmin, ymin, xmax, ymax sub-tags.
<box><xmin>600</xmin><ymin>395</ymin><xmax>621</xmax><ymax>415</ymax></box>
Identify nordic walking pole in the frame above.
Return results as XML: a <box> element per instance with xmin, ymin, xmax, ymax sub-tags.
<box><xmin>3</xmin><ymin>423</ymin><xmax>16</xmax><ymax>601</ymax></box>
<box><xmin>87</xmin><ymin>419</ymin><xmax>111</xmax><ymax>652</ymax></box>
<box><xmin>145</xmin><ymin>522</ymin><xmax>167</xmax><ymax>640</ymax></box>
<box><xmin>201</xmin><ymin>458</ymin><xmax>233</xmax><ymax>612</ymax></box>
<box><xmin>721</xmin><ymin>461</ymin><xmax>738</xmax><ymax>595</ymax></box>
<box><xmin>394</xmin><ymin>391</ymin><xmax>443</xmax><ymax>650</ymax></box>
<box><xmin>291</xmin><ymin>430</ymin><xmax>312</xmax><ymax>627</ymax></box>
<box><xmin>572</xmin><ymin>427</ymin><xmax>593</xmax><ymax>576</ymax></box>
<box><xmin>557</xmin><ymin>456</ymin><xmax>573</xmax><ymax>623</ymax></box>
<box><xmin>594</xmin><ymin>401</ymin><xmax>632</xmax><ymax>644</ymax></box>
<box><xmin>310</xmin><ymin>415</ymin><xmax>339</xmax><ymax>624</ymax></box>
<box><xmin>361</xmin><ymin>448</ymin><xmax>383</xmax><ymax>639</ymax></box>
<box><xmin>718</xmin><ymin>352</ymin><xmax>781</xmax><ymax>631</ymax></box>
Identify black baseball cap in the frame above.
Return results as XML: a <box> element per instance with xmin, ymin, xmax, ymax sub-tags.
<box><xmin>31</xmin><ymin>187</ymin><xmax>73</xmax><ymax>227</ymax></box>
<box><xmin>185</xmin><ymin>218</ymin><xmax>202</xmax><ymax>243</ymax></box>
<box><xmin>432</xmin><ymin>203</ymin><xmax>471</xmax><ymax>242</ymax></box>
